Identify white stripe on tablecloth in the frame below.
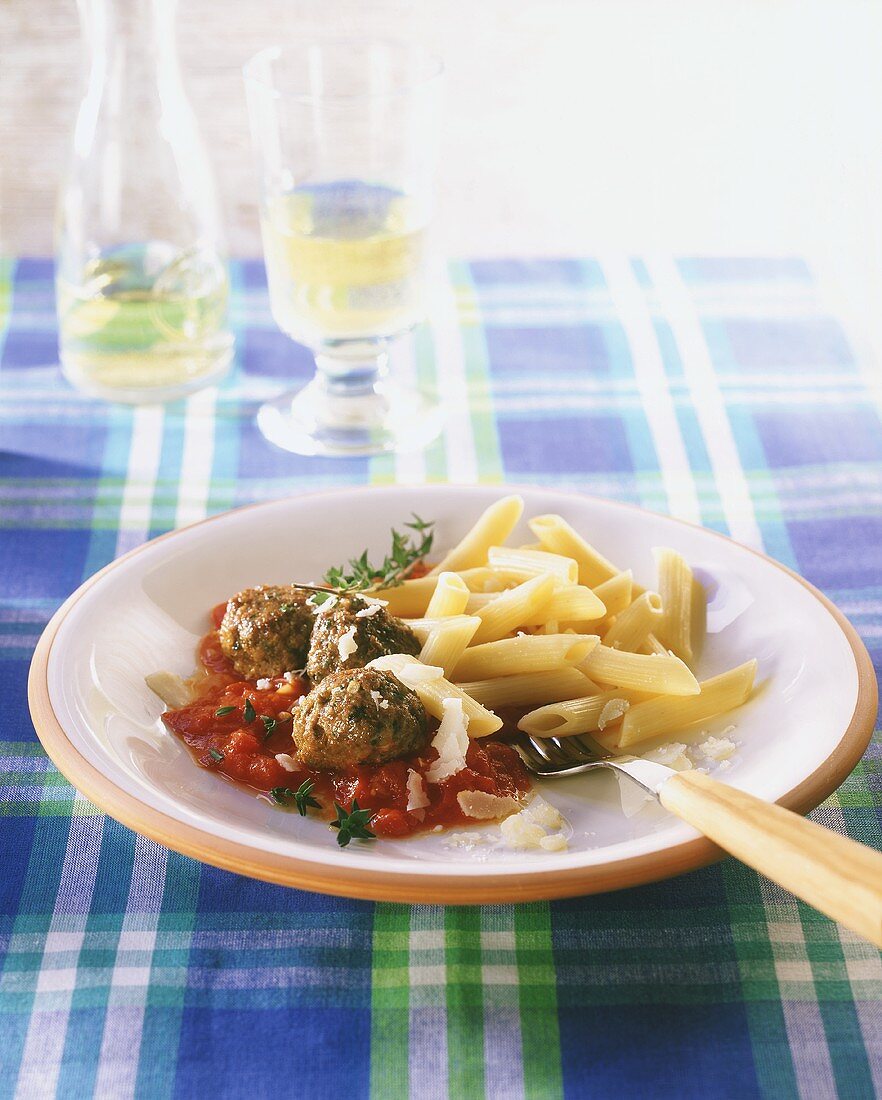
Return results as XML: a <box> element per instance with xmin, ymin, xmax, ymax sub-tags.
<box><xmin>175</xmin><ymin>386</ymin><xmax>218</xmax><ymax>529</ymax></box>
<box><xmin>836</xmin><ymin>926</ymin><xmax>882</xmax><ymax>1098</ymax></box>
<box><xmin>481</xmin><ymin>910</ymin><xmax>525</xmax><ymax>1100</ymax></box>
<box><xmin>409</xmin><ymin>907</ymin><xmax>448</xmax><ymax>1100</ymax></box>
<box><xmin>598</xmin><ymin>254</ymin><xmax>701</xmax><ymax>523</ymax></box>
<box><xmin>430</xmin><ymin>274</ymin><xmax>479</xmax><ymax>484</ymax></box>
<box><xmin>763</xmin><ymin>876</ymin><xmax>838</xmax><ymax>1100</ymax></box>
<box><xmin>646</xmin><ymin>255</ymin><xmax>763</xmax><ymax>549</ymax></box>
<box><xmin>115</xmin><ymin>406</ymin><xmax>164</xmax><ymax>557</ymax></box>
<box><xmin>92</xmin><ymin>837</ymin><xmax>168</xmax><ymax>1100</ymax></box>
<box><xmin>14</xmin><ymin>802</ymin><xmax>106</xmax><ymax>1100</ymax></box>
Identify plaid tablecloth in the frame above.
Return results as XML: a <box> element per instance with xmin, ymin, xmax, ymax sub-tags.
<box><xmin>1</xmin><ymin>256</ymin><xmax>880</xmax><ymax>1099</ymax></box>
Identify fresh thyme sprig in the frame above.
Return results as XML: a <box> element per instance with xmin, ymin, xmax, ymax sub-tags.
<box><xmin>270</xmin><ymin>779</ymin><xmax>322</xmax><ymax>817</ymax></box>
<box><xmin>260</xmin><ymin>715</ymin><xmax>277</xmax><ymax>740</ymax></box>
<box><xmin>307</xmin><ymin>516</ymin><xmax>434</xmax><ymax>606</ymax></box>
<box><xmin>330</xmin><ymin>799</ymin><xmax>376</xmax><ymax>847</ymax></box>
<box><xmin>243</xmin><ymin>697</ymin><xmax>256</xmax><ymax>723</ymax></box>
<box><xmin>215</xmin><ymin>705</ymin><xmax>235</xmax><ymax>717</ymax></box>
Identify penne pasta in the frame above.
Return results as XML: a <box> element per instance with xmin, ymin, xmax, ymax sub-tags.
<box><xmin>528</xmin><ymin>514</ymin><xmax>620</xmax><ymax>586</ymax></box>
<box><xmin>451</xmin><ymin>633</ymin><xmax>599</xmax><ymax>680</ymax></box>
<box><xmin>640</xmin><ymin>632</ymin><xmax>669</xmax><ymax>656</ymax></box>
<box><xmin>591</xmin><ymin>571</ymin><xmax>634</xmax><ymax>619</ymax></box>
<box><xmin>517</xmin><ymin>690</ymin><xmax>634</xmax><ymax>737</ymax></box>
<box><xmin>471</xmin><ymin>573</ymin><xmax>556</xmax><ymax>644</ymax></box>
<box><xmin>464</xmin><ymin>591</ymin><xmax>501</xmax><ymax>613</ymax></box>
<box><xmin>419</xmin><ymin>615</ymin><xmax>481</xmax><ymax>677</ymax></box>
<box><xmin>456</xmin><ymin>667</ymin><xmax>595</xmax><ymax>709</ymax></box>
<box><xmin>367</xmin><ymin>653</ymin><xmax>502</xmax><ymax>737</ymax></box>
<box><xmin>602</xmin><ymin>591</ymin><xmax>664</xmax><ymax>652</ymax></box>
<box><xmin>616</xmin><ymin>660</ymin><xmax>757</xmax><ymax>746</ymax></box>
<box><xmin>373</xmin><ymin>574</ymin><xmax>440</xmax><ymax>618</ymax></box>
<box><xmin>374</xmin><ymin>567</ymin><xmax>506</xmax><ymax>618</ymax></box>
<box><xmin>428</xmin><ymin>495</ymin><xmax>524</xmax><ymax>576</ymax></box>
<box><xmin>580</xmin><ymin>644</ymin><xmax>700</xmax><ymax>695</ymax></box>
<box><xmin>654</xmin><ymin>547</ymin><xmax>703</xmax><ymax>666</ymax></box>
<box><xmin>425</xmin><ymin>571</ymin><xmax>470</xmax><ymax>618</ymax></box>
<box><xmin>455</xmin><ymin>567</ymin><xmax>509</xmax><ymax>593</ymax></box>
<box><xmin>529</xmin><ymin>585</ymin><xmax>606</xmax><ymax>626</ymax></box>
<box><xmin>487</xmin><ymin>546</ymin><xmax>579</xmax><ymax>585</ymax></box>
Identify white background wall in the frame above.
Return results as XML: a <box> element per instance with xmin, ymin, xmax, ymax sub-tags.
<box><xmin>3</xmin><ymin>0</ymin><xmax>881</xmax><ymax>336</ymax></box>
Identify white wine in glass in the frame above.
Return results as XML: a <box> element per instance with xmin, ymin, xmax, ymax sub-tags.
<box><xmin>261</xmin><ymin>183</ymin><xmax>428</xmax><ymax>346</ymax></box>
<box><xmin>245</xmin><ymin>41</ymin><xmax>443</xmax><ymax>457</ymax></box>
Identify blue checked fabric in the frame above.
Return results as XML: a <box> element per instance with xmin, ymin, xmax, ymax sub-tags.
<box><xmin>1</xmin><ymin>256</ymin><xmax>881</xmax><ymax>1099</ymax></box>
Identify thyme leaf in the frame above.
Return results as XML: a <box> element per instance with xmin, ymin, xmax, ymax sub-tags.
<box><xmin>308</xmin><ymin>515</ymin><xmax>434</xmax><ymax>601</ymax></box>
<box><xmin>330</xmin><ymin>799</ymin><xmax>376</xmax><ymax>847</ymax></box>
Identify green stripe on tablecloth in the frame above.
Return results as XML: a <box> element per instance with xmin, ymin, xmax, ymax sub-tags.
<box><xmin>446</xmin><ymin>906</ymin><xmax>486</xmax><ymax>1097</ymax></box>
<box><xmin>515</xmin><ymin>903</ymin><xmax>563</xmax><ymax>1100</ymax></box>
<box><xmin>721</xmin><ymin>861</ymin><xmax>799</xmax><ymax>1097</ymax></box>
<box><xmin>450</xmin><ymin>260</ymin><xmax>504</xmax><ymax>484</ymax></box>
<box><xmin>799</xmin><ymin>896</ymin><xmax>876</xmax><ymax>1097</ymax></box>
<box><xmin>0</xmin><ymin>258</ymin><xmax>14</xmax><ymax>354</ymax></box>
<box><xmin>370</xmin><ymin>903</ymin><xmax>411</xmax><ymax>1100</ymax></box>
<box><xmin>415</xmin><ymin>321</ymin><xmax>448</xmax><ymax>482</ymax></box>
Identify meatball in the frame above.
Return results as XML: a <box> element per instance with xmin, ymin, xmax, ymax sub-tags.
<box><xmin>306</xmin><ymin>594</ymin><xmax>421</xmax><ymax>682</ymax></box>
<box><xmin>218</xmin><ymin>584</ymin><xmax>313</xmax><ymax>680</ymax></box>
<box><xmin>292</xmin><ymin>667</ymin><xmax>429</xmax><ymax>770</ymax></box>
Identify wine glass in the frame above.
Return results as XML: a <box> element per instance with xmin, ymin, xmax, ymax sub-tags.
<box><xmin>244</xmin><ymin>40</ymin><xmax>444</xmax><ymax>457</ymax></box>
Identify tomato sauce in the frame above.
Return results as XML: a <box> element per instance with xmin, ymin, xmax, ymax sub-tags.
<box><xmin>162</xmin><ymin>607</ymin><xmax>531</xmax><ymax>840</ymax></box>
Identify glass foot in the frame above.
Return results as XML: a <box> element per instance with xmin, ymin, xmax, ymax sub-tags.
<box><xmin>257</xmin><ymin>375</ymin><xmax>444</xmax><ymax>457</ymax></box>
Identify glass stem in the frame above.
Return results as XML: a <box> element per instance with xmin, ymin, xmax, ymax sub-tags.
<box><xmin>314</xmin><ymin>340</ymin><xmax>390</xmax><ymax>398</ymax></box>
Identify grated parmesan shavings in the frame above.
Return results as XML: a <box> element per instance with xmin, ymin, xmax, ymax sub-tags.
<box><xmin>424</xmin><ymin>697</ymin><xmax>470</xmax><ymax>783</ymax></box>
<box><xmin>598</xmin><ymin>697</ymin><xmax>629</xmax><ymax>731</ymax></box>
<box><xmin>337</xmin><ymin>625</ymin><xmax>358</xmax><ymax>662</ymax></box>
<box><xmin>457</xmin><ymin>790</ymin><xmax>522</xmax><ymax>820</ymax></box>
<box><xmin>406</xmin><ymin>769</ymin><xmax>430</xmax><ymax>812</ymax></box>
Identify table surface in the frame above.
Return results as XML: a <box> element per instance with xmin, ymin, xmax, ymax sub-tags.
<box><xmin>1</xmin><ymin>255</ymin><xmax>881</xmax><ymax>1099</ymax></box>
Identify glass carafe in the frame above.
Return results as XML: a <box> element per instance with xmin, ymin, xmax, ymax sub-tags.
<box><xmin>56</xmin><ymin>0</ymin><xmax>233</xmax><ymax>404</ymax></box>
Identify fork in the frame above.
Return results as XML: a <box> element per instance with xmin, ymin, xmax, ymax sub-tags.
<box><xmin>512</xmin><ymin>732</ymin><xmax>882</xmax><ymax>947</ymax></box>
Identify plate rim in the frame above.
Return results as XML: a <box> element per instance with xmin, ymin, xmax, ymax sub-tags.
<box><xmin>27</xmin><ymin>484</ymin><xmax>878</xmax><ymax>904</ymax></box>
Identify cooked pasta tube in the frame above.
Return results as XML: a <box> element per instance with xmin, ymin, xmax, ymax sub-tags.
<box><xmin>451</xmin><ymin>633</ymin><xmax>599</xmax><ymax>680</ymax></box>
<box><xmin>455</xmin><ymin>567</ymin><xmax>508</xmax><ymax>593</ymax></box>
<box><xmin>456</xmin><ymin>667</ymin><xmax>594</xmax><ymax>709</ymax></box>
<box><xmin>373</xmin><ymin>575</ymin><xmax>441</xmax><ymax>617</ymax></box>
<box><xmin>425</xmin><ymin>571</ymin><xmax>470</xmax><ymax>618</ymax></box>
<box><xmin>591</xmin><ymin>571</ymin><xmax>634</xmax><ymax>618</ymax></box>
<box><xmin>616</xmin><ymin>660</ymin><xmax>757</xmax><ymax>746</ymax></box>
<box><xmin>654</xmin><ymin>547</ymin><xmax>703</xmax><ymax>665</ymax></box>
<box><xmin>529</xmin><ymin>585</ymin><xmax>606</xmax><ymax>625</ymax></box>
<box><xmin>487</xmin><ymin>546</ymin><xmax>579</xmax><ymax>585</ymax></box>
<box><xmin>464</xmin><ymin>591</ymin><xmax>503</xmax><ymax>613</ymax></box>
<box><xmin>372</xmin><ymin>570</ymin><xmax>503</xmax><ymax>619</ymax></box>
<box><xmin>602</xmin><ymin>591</ymin><xmax>664</xmax><ymax>652</ymax></box>
<box><xmin>419</xmin><ymin>615</ymin><xmax>481</xmax><ymax>677</ymax></box>
<box><xmin>528</xmin><ymin>514</ymin><xmax>620</xmax><ymax>586</ymax></box>
<box><xmin>367</xmin><ymin>653</ymin><xmax>502</xmax><ymax>737</ymax></box>
<box><xmin>471</xmin><ymin>573</ymin><xmax>556</xmax><ymax>644</ymax></box>
<box><xmin>518</xmin><ymin>690</ymin><xmax>634</xmax><ymax>737</ymax></box>
<box><xmin>580</xmin><ymin>644</ymin><xmax>700</xmax><ymax>695</ymax></box>
<box><xmin>428</xmin><ymin>495</ymin><xmax>524</xmax><ymax>575</ymax></box>
<box><xmin>640</xmin><ymin>632</ymin><xmax>669</xmax><ymax>656</ymax></box>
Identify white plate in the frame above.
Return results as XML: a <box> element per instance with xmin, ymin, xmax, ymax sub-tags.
<box><xmin>29</xmin><ymin>485</ymin><xmax>876</xmax><ymax>903</ymax></box>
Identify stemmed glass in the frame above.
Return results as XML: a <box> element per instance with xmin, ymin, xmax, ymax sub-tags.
<box><xmin>244</xmin><ymin>40</ymin><xmax>444</xmax><ymax>456</ymax></box>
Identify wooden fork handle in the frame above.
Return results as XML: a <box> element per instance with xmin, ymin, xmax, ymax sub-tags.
<box><xmin>658</xmin><ymin>770</ymin><xmax>882</xmax><ymax>947</ymax></box>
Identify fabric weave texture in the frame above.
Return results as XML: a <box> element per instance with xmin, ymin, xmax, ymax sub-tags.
<box><xmin>1</xmin><ymin>256</ymin><xmax>880</xmax><ymax>1099</ymax></box>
